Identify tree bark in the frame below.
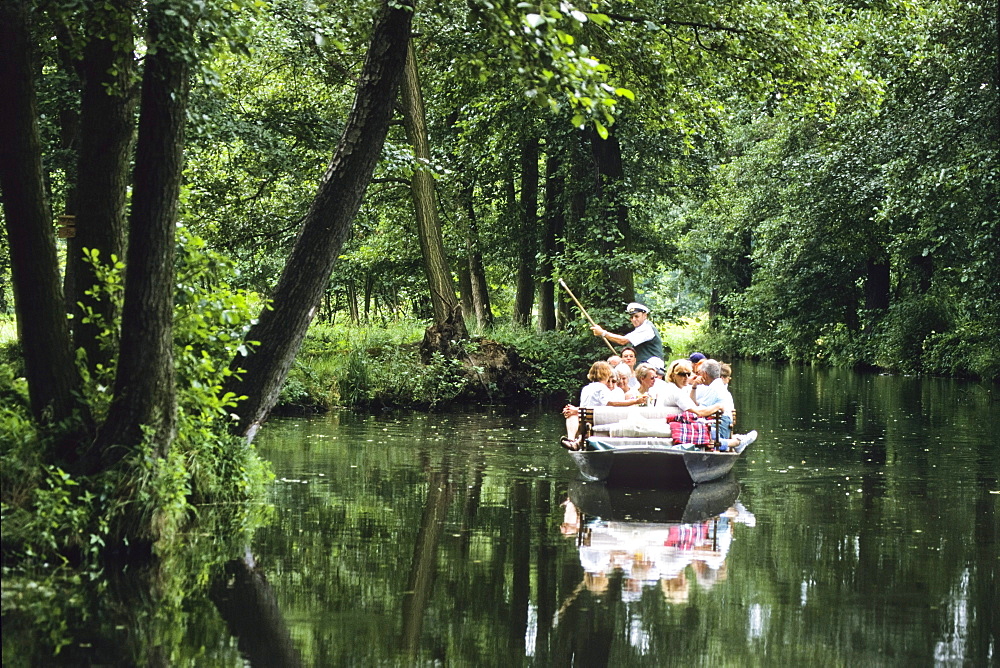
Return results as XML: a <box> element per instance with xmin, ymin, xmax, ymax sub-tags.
<box><xmin>538</xmin><ymin>151</ymin><xmax>564</xmax><ymax>331</ymax></box>
<box><xmin>457</xmin><ymin>261</ymin><xmax>475</xmax><ymax>323</ymax></box>
<box><xmin>560</xmin><ymin>144</ymin><xmax>591</xmax><ymax>328</ymax></box>
<box><xmin>71</xmin><ymin>4</ymin><xmax>137</xmax><ymax>371</ymax></box>
<box><xmin>0</xmin><ymin>0</ymin><xmax>85</xmax><ymax>432</ymax></box>
<box><xmin>225</xmin><ymin>0</ymin><xmax>414</xmax><ymax>442</ymax></box>
<box><xmin>51</xmin><ymin>25</ymin><xmax>82</xmax><ymax>317</ymax></box>
<box><xmin>512</xmin><ymin>137</ymin><xmax>539</xmax><ymax>326</ymax></box>
<box><xmin>399</xmin><ymin>41</ymin><xmax>462</xmax><ymax>327</ymax></box>
<box><xmin>590</xmin><ymin>128</ymin><xmax>634</xmax><ymax>307</ymax></box>
<box><xmin>97</xmin><ymin>5</ymin><xmax>191</xmax><ymax>460</ymax></box>
<box><xmin>461</xmin><ymin>179</ymin><xmax>493</xmax><ymax>328</ymax></box>
<box><xmin>863</xmin><ymin>255</ymin><xmax>890</xmax><ymax>326</ymax></box>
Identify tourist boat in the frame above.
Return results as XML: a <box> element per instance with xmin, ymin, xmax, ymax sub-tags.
<box><xmin>565</xmin><ymin>406</ymin><xmax>757</xmax><ymax>486</ymax></box>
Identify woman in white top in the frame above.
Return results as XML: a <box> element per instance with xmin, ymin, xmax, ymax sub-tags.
<box><xmin>563</xmin><ymin>361</ymin><xmax>648</xmax><ymax>443</ymax></box>
<box><xmin>660</xmin><ymin>359</ymin><xmax>724</xmax><ymax>417</ymax></box>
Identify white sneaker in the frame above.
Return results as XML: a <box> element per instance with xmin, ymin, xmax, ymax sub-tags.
<box><xmin>735</xmin><ymin>430</ymin><xmax>758</xmax><ymax>453</ymax></box>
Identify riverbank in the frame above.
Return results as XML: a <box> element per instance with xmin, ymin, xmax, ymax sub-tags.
<box><xmin>271</xmin><ymin>317</ymin><xmax>709</xmax><ymax>412</ymax></box>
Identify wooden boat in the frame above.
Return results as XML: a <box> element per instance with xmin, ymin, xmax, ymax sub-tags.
<box><xmin>565</xmin><ymin>406</ymin><xmax>756</xmax><ymax>486</ymax></box>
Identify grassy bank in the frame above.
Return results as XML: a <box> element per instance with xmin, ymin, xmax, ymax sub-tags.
<box><xmin>274</xmin><ymin>316</ymin><xmax>712</xmax><ymax>412</ymax></box>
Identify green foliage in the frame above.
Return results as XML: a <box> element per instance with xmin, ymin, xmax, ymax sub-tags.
<box><xmin>1</xmin><ymin>228</ymin><xmax>273</xmax><ymax>566</ymax></box>
<box><xmin>485</xmin><ymin>323</ymin><xmax>596</xmax><ymax>399</ymax></box>
<box><xmin>923</xmin><ymin>323</ymin><xmax>1000</xmax><ymax>382</ymax></box>
<box><xmin>172</xmin><ymin>228</ymin><xmax>262</xmax><ymax>445</ymax></box>
<box><xmin>281</xmin><ymin>322</ymin><xmax>480</xmax><ymax>409</ymax></box>
<box><xmin>869</xmin><ymin>295</ymin><xmax>949</xmax><ymax>374</ymax></box>
<box><xmin>75</xmin><ymin>249</ymin><xmax>126</xmax><ymax>418</ymax></box>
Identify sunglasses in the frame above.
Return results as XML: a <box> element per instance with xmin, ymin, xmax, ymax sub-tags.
<box><xmin>676</xmin><ymin>371</ymin><xmax>690</xmax><ymax>377</ymax></box>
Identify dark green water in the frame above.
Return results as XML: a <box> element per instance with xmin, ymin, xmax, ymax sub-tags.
<box><xmin>3</xmin><ymin>363</ymin><xmax>998</xmax><ymax>665</ymax></box>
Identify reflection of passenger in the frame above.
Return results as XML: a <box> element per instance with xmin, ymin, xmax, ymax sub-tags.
<box><xmin>691</xmin><ymin>559</ymin><xmax>728</xmax><ymax>590</ymax></box>
<box><xmin>560</xmin><ymin>499</ymin><xmax>757</xmax><ymax>606</ymax></box>
<box><xmin>560</xmin><ymin>499</ymin><xmax>580</xmax><ymax>536</ymax></box>
<box><xmin>659</xmin><ymin>571</ymin><xmax>689</xmax><ymax>604</ymax></box>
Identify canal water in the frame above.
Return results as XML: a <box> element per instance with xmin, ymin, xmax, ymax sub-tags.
<box><xmin>3</xmin><ymin>363</ymin><xmax>998</xmax><ymax>665</ymax></box>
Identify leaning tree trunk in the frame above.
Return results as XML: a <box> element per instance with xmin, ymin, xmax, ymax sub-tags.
<box><xmin>71</xmin><ymin>3</ymin><xmax>137</xmax><ymax>372</ymax></box>
<box><xmin>399</xmin><ymin>41</ymin><xmax>462</xmax><ymax>327</ymax></box>
<box><xmin>225</xmin><ymin>0</ymin><xmax>414</xmax><ymax>442</ymax></box>
<box><xmin>512</xmin><ymin>137</ymin><xmax>539</xmax><ymax>326</ymax></box>
<box><xmin>0</xmin><ymin>0</ymin><xmax>85</xmax><ymax>435</ymax></box>
<box><xmin>97</xmin><ymin>4</ymin><xmax>192</xmax><ymax>462</ymax></box>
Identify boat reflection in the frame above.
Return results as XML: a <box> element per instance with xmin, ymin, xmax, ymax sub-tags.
<box><xmin>560</xmin><ymin>477</ymin><xmax>755</xmax><ymax>605</ymax></box>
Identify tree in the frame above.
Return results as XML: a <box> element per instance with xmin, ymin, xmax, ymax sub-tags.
<box><xmin>96</xmin><ymin>1</ymin><xmax>196</xmax><ymax>462</ymax></box>
<box><xmin>0</xmin><ymin>0</ymin><xmax>85</xmax><ymax>433</ymax></box>
<box><xmin>511</xmin><ymin>136</ymin><xmax>540</xmax><ymax>326</ymax></box>
<box><xmin>400</xmin><ymin>40</ymin><xmax>464</xmax><ymax>328</ymax></box>
<box><xmin>70</xmin><ymin>2</ymin><xmax>137</xmax><ymax>372</ymax></box>
<box><xmin>225</xmin><ymin>0</ymin><xmax>414</xmax><ymax>441</ymax></box>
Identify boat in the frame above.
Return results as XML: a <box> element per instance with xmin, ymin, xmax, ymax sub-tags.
<box><xmin>565</xmin><ymin>406</ymin><xmax>757</xmax><ymax>486</ymax></box>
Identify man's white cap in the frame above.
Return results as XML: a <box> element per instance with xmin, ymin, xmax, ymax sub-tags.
<box><xmin>626</xmin><ymin>302</ymin><xmax>649</xmax><ymax>314</ymax></box>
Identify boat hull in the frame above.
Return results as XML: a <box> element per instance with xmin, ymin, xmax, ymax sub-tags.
<box><xmin>569</xmin><ymin>443</ymin><xmax>744</xmax><ymax>486</ymax></box>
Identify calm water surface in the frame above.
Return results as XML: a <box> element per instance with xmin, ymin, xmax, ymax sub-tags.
<box><xmin>246</xmin><ymin>363</ymin><xmax>997</xmax><ymax>666</ymax></box>
<box><xmin>4</xmin><ymin>363</ymin><xmax>998</xmax><ymax>665</ymax></box>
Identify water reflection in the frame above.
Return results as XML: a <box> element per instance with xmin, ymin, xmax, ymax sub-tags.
<box><xmin>560</xmin><ymin>479</ymin><xmax>755</xmax><ymax>612</ymax></box>
<box><xmin>210</xmin><ymin>547</ymin><xmax>302</xmax><ymax>667</ymax></box>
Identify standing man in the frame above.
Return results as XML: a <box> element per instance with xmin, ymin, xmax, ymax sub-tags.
<box><xmin>591</xmin><ymin>302</ymin><xmax>664</xmax><ymax>368</ymax></box>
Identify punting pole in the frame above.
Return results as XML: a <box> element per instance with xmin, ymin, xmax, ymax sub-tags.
<box><xmin>558</xmin><ymin>279</ymin><xmax>618</xmax><ymax>354</ymax></box>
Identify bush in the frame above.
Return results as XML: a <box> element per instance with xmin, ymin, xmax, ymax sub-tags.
<box><xmin>923</xmin><ymin>322</ymin><xmax>1000</xmax><ymax>381</ymax></box>
<box><xmin>871</xmin><ymin>296</ymin><xmax>949</xmax><ymax>373</ymax></box>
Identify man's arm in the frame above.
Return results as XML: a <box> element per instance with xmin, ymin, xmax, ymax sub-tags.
<box><xmin>591</xmin><ymin>325</ymin><xmax>629</xmax><ymax>345</ymax></box>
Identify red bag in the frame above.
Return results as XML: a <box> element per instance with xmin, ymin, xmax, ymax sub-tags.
<box><xmin>667</xmin><ymin>411</ymin><xmax>713</xmax><ymax>444</ymax></box>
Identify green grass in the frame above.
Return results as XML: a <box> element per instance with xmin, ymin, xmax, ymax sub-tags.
<box><xmin>658</xmin><ymin>314</ymin><xmax>708</xmax><ymax>362</ymax></box>
<box><xmin>0</xmin><ymin>317</ymin><xmax>16</xmax><ymax>346</ymax></box>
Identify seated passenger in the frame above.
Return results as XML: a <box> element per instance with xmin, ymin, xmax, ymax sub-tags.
<box><xmin>619</xmin><ymin>346</ymin><xmax>639</xmax><ymax>389</ymax></box>
<box><xmin>719</xmin><ymin>362</ymin><xmax>735</xmax><ymax>423</ymax></box>
<box><xmin>690</xmin><ymin>359</ymin><xmax>755</xmax><ymax>451</ymax></box>
<box><xmin>562</xmin><ymin>361</ymin><xmax>650</xmax><ymax>446</ymax></box>
<box><xmin>661</xmin><ymin>359</ymin><xmax>724</xmax><ymax>417</ymax></box>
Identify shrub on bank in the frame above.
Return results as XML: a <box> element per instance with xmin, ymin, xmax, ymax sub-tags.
<box><xmin>274</xmin><ymin>317</ymin><xmax>715</xmax><ymax>412</ymax></box>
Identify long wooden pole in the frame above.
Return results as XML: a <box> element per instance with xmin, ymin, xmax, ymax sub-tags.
<box><xmin>558</xmin><ymin>279</ymin><xmax>617</xmax><ymax>354</ymax></box>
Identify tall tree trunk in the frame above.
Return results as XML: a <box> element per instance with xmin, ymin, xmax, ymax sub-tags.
<box><xmin>71</xmin><ymin>4</ymin><xmax>137</xmax><ymax>372</ymax></box>
<box><xmin>97</xmin><ymin>4</ymin><xmax>192</xmax><ymax>461</ymax></box>
<box><xmin>560</xmin><ymin>144</ymin><xmax>590</xmax><ymax>328</ymax></box>
<box><xmin>52</xmin><ymin>25</ymin><xmax>82</xmax><ymax>317</ymax></box>
<box><xmin>226</xmin><ymin>0</ymin><xmax>414</xmax><ymax>442</ymax></box>
<box><xmin>863</xmin><ymin>255</ymin><xmax>890</xmax><ymax>330</ymax></box>
<box><xmin>590</xmin><ymin>128</ymin><xmax>633</xmax><ymax>307</ymax></box>
<box><xmin>0</xmin><ymin>0</ymin><xmax>85</xmax><ymax>433</ymax></box>
<box><xmin>512</xmin><ymin>138</ymin><xmax>539</xmax><ymax>326</ymax></box>
<box><xmin>457</xmin><ymin>261</ymin><xmax>475</xmax><ymax>324</ymax></box>
<box><xmin>399</xmin><ymin>41</ymin><xmax>462</xmax><ymax>327</ymax></box>
<box><xmin>538</xmin><ymin>151</ymin><xmax>564</xmax><ymax>331</ymax></box>
<box><xmin>461</xmin><ymin>179</ymin><xmax>493</xmax><ymax>328</ymax></box>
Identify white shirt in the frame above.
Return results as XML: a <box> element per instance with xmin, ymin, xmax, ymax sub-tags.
<box><xmin>625</xmin><ymin>319</ymin><xmax>656</xmax><ymax>347</ymax></box>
